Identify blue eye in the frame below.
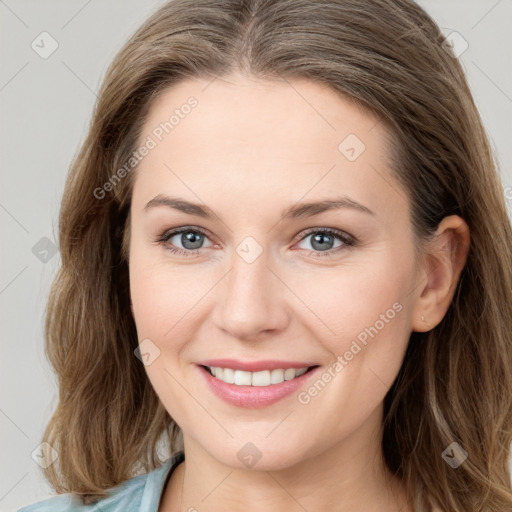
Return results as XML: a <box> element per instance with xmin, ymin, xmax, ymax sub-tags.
<box><xmin>156</xmin><ymin>226</ymin><xmax>355</xmax><ymax>258</ymax></box>
<box><xmin>296</xmin><ymin>228</ymin><xmax>355</xmax><ymax>257</ymax></box>
<box><xmin>156</xmin><ymin>227</ymin><xmax>213</xmax><ymax>257</ymax></box>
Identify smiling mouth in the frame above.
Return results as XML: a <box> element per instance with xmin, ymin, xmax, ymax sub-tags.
<box><xmin>201</xmin><ymin>365</ymin><xmax>319</xmax><ymax>386</ymax></box>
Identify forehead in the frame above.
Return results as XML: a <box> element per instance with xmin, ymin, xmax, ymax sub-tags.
<box><xmin>130</xmin><ymin>73</ymin><xmax>405</xmax><ymax>220</ymax></box>
<box><xmin>142</xmin><ymin>74</ymin><xmax>385</xmax><ymax>155</ymax></box>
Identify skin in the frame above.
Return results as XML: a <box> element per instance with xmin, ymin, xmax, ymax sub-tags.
<box><xmin>126</xmin><ymin>73</ymin><xmax>470</xmax><ymax>512</ymax></box>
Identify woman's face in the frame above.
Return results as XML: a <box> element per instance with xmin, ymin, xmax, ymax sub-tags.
<box><xmin>128</xmin><ymin>74</ymin><xmax>424</xmax><ymax>470</ymax></box>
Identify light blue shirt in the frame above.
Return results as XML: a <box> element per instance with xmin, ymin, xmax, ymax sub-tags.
<box><xmin>17</xmin><ymin>451</ymin><xmax>184</xmax><ymax>512</ymax></box>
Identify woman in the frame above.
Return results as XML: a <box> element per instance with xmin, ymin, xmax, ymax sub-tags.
<box><xmin>19</xmin><ymin>0</ymin><xmax>512</xmax><ymax>511</ymax></box>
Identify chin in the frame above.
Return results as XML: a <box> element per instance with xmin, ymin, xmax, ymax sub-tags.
<box><xmin>201</xmin><ymin>436</ymin><xmax>317</xmax><ymax>472</ymax></box>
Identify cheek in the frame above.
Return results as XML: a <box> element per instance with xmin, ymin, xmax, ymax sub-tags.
<box><xmin>288</xmin><ymin>255</ymin><xmax>412</xmax><ymax>346</ymax></box>
<box><xmin>129</xmin><ymin>258</ymin><xmax>200</xmax><ymax>419</ymax></box>
<box><xmin>285</xmin><ymin>253</ymin><xmax>414</xmax><ymax>401</ymax></box>
<box><xmin>129</xmin><ymin>255</ymin><xmax>206</xmax><ymax>340</ymax></box>
<box><xmin>288</xmin><ymin>264</ymin><xmax>413</xmax><ymax>436</ymax></box>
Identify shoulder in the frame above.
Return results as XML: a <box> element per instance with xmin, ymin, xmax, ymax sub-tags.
<box><xmin>17</xmin><ymin>451</ymin><xmax>185</xmax><ymax>512</ymax></box>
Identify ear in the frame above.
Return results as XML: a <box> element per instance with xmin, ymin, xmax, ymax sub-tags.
<box><xmin>411</xmin><ymin>215</ymin><xmax>470</xmax><ymax>332</ymax></box>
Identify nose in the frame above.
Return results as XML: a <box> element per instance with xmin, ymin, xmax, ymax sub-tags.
<box><xmin>211</xmin><ymin>243</ymin><xmax>290</xmax><ymax>341</ymax></box>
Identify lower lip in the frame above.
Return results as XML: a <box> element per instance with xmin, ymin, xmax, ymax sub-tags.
<box><xmin>197</xmin><ymin>365</ymin><xmax>320</xmax><ymax>408</ymax></box>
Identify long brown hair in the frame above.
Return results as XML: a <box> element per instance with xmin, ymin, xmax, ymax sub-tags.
<box><xmin>41</xmin><ymin>0</ymin><xmax>512</xmax><ymax>509</ymax></box>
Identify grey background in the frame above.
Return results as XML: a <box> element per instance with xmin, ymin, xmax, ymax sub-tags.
<box><xmin>1</xmin><ymin>1</ymin><xmax>511</xmax><ymax>510</ymax></box>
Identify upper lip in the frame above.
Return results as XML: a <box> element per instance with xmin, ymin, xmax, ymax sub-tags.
<box><xmin>198</xmin><ymin>359</ymin><xmax>318</xmax><ymax>372</ymax></box>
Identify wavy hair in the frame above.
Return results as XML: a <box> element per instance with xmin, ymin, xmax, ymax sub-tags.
<box><xmin>41</xmin><ymin>0</ymin><xmax>512</xmax><ymax>510</ymax></box>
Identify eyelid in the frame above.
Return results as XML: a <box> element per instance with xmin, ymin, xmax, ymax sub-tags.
<box><xmin>156</xmin><ymin>225</ymin><xmax>215</xmax><ymax>246</ymax></box>
<box><xmin>157</xmin><ymin>226</ymin><xmax>354</xmax><ymax>245</ymax></box>
<box><xmin>156</xmin><ymin>225</ymin><xmax>357</xmax><ymax>257</ymax></box>
<box><xmin>291</xmin><ymin>226</ymin><xmax>355</xmax><ymax>245</ymax></box>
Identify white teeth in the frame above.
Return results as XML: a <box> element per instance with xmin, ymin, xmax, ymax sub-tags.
<box><xmin>251</xmin><ymin>370</ymin><xmax>271</xmax><ymax>386</ymax></box>
<box><xmin>222</xmin><ymin>368</ymin><xmax>235</xmax><ymax>384</ymax></box>
<box><xmin>234</xmin><ymin>370</ymin><xmax>252</xmax><ymax>386</ymax></box>
<box><xmin>284</xmin><ymin>368</ymin><xmax>296</xmax><ymax>380</ymax></box>
<box><xmin>207</xmin><ymin>366</ymin><xmax>310</xmax><ymax>386</ymax></box>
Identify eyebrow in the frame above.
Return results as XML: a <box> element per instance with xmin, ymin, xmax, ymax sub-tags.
<box><xmin>143</xmin><ymin>194</ymin><xmax>375</xmax><ymax>219</ymax></box>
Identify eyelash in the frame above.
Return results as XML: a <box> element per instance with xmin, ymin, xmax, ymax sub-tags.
<box><xmin>155</xmin><ymin>226</ymin><xmax>357</xmax><ymax>259</ymax></box>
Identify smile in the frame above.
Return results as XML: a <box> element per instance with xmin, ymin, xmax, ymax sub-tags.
<box><xmin>205</xmin><ymin>366</ymin><xmax>309</xmax><ymax>386</ymax></box>
<box><xmin>197</xmin><ymin>361</ymin><xmax>321</xmax><ymax>408</ymax></box>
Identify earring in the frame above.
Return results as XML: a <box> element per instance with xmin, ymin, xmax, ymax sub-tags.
<box><xmin>421</xmin><ymin>315</ymin><xmax>432</xmax><ymax>329</ymax></box>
